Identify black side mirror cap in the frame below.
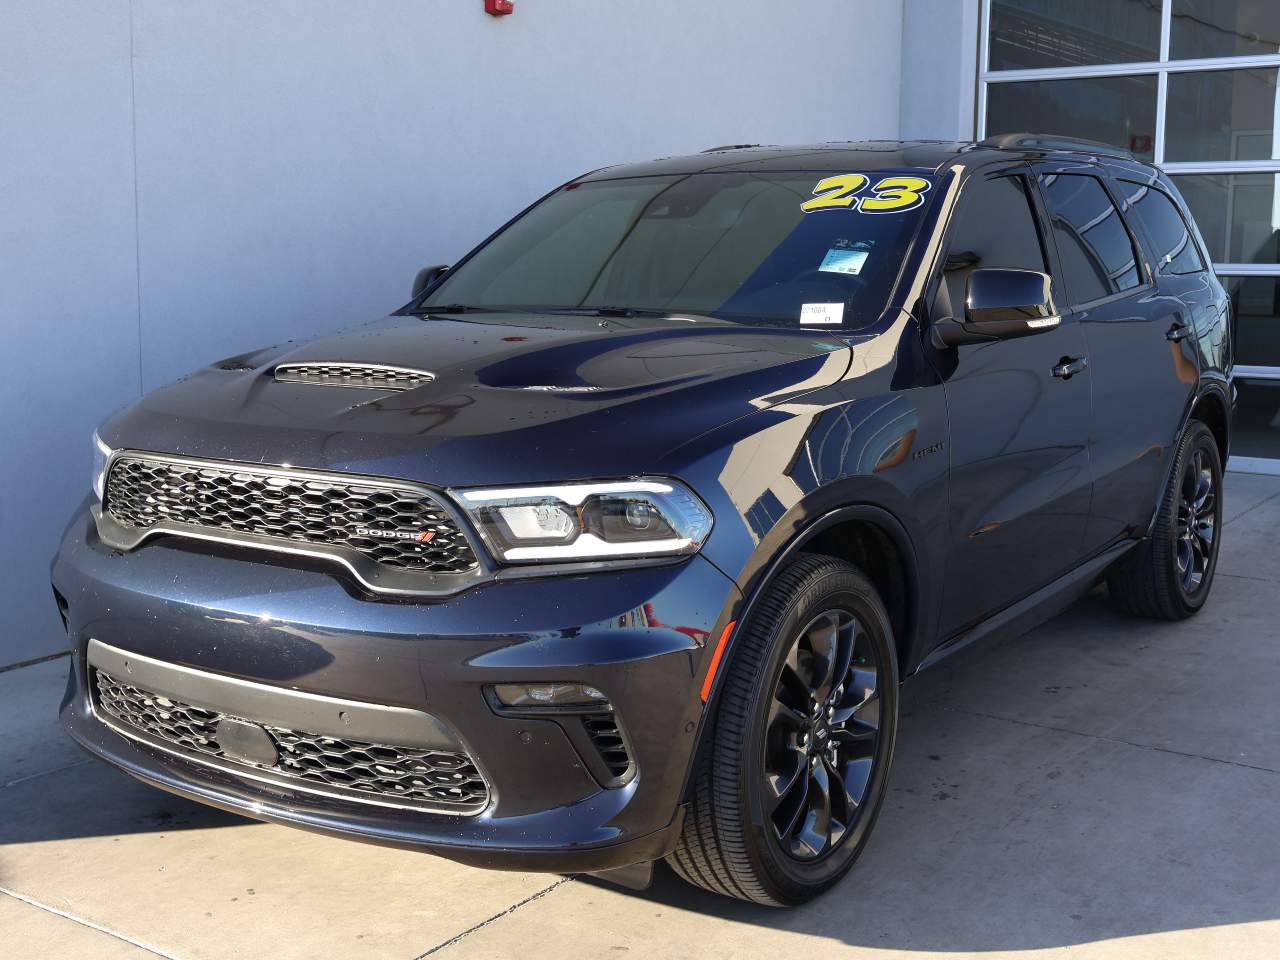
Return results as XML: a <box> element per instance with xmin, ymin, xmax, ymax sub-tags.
<box><xmin>412</xmin><ymin>264</ymin><xmax>450</xmax><ymax>299</ymax></box>
<box><xmin>932</xmin><ymin>268</ymin><xmax>1060</xmax><ymax>348</ymax></box>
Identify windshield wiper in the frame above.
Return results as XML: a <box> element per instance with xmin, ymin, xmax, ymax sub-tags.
<box><xmin>410</xmin><ymin>304</ymin><xmax>548</xmax><ymax>317</ymax></box>
<box><xmin>412</xmin><ymin>304</ymin><xmax>716</xmax><ymax>321</ymax></box>
<box><xmin>535</xmin><ymin>306</ymin><xmax>697</xmax><ymax>319</ymax></box>
<box><xmin>415</xmin><ymin>304</ymin><xmax>490</xmax><ymax>315</ymax></box>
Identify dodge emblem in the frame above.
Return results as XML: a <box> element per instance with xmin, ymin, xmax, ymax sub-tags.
<box><xmin>355</xmin><ymin>527</ymin><xmax>435</xmax><ymax>542</ymax></box>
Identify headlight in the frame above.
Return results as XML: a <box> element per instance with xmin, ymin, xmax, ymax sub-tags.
<box><xmin>453</xmin><ymin>479</ymin><xmax>712</xmax><ymax>563</ymax></box>
<box><xmin>91</xmin><ymin>431</ymin><xmax>114</xmax><ymax>501</ymax></box>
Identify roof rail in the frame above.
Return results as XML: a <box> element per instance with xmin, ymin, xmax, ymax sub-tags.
<box><xmin>979</xmin><ymin>133</ymin><xmax>1138</xmax><ymax>161</ymax></box>
<box><xmin>701</xmin><ymin>143</ymin><xmax>761</xmax><ymax>153</ymax></box>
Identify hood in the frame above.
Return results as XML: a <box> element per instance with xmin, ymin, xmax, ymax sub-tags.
<box><xmin>103</xmin><ymin>312</ymin><xmax>854</xmax><ymax>486</ymax></box>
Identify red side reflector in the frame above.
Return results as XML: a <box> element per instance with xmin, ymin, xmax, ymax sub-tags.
<box><xmin>699</xmin><ymin>620</ymin><xmax>736</xmax><ymax>703</ymax></box>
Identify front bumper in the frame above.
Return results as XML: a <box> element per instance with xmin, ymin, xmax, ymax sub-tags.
<box><xmin>53</xmin><ymin>507</ymin><xmax>739</xmax><ymax>872</ymax></box>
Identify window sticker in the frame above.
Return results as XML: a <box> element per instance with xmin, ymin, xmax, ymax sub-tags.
<box><xmin>801</xmin><ymin>174</ymin><xmax>932</xmax><ymax>214</ymax></box>
<box><xmin>800</xmin><ymin>302</ymin><xmax>845</xmax><ymax>325</ymax></box>
<box><xmin>819</xmin><ymin>239</ymin><xmax>873</xmax><ymax>275</ymax></box>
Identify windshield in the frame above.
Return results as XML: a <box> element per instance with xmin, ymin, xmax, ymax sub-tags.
<box><xmin>422</xmin><ymin>170</ymin><xmax>937</xmax><ymax>329</ymax></box>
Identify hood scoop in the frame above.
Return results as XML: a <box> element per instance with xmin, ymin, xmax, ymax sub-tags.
<box><xmin>274</xmin><ymin>362</ymin><xmax>435</xmax><ymax>391</ymax></box>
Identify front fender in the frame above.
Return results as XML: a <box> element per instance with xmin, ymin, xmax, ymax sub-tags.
<box><xmin>652</xmin><ymin>314</ymin><xmax>951</xmax><ymax>811</ymax></box>
<box><xmin>663</xmin><ymin>402</ymin><xmax>950</xmax><ymax>808</ymax></box>
<box><xmin>675</xmin><ymin>495</ymin><xmax>937</xmax><ymax>815</ymax></box>
<box><xmin>704</xmin><ymin>488</ymin><xmax>938</xmax><ymax>705</ymax></box>
<box><xmin>666</xmin><ymin>377</ymin><xmax>949</xmax><ymax>675</ymax></box>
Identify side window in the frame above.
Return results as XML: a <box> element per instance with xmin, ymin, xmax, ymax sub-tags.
<box><xmin>1116</xmin><ymin>179</ymin><xmax>1207</xmax><ymax>276</ymax></box>
<box><xmin>1040</xmin><ymin>173</ymin><xmax>1143</xmax><ymax>305</ymax></box>
<box><xmin>941</xmin><ymin>174</ymin><xmax>1048</xmax><ymax>319</ymax></box>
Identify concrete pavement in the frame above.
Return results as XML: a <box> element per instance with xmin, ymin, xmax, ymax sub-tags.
<box><xmin>4</xmin><ymin>473</ymin><xmax>1280</xmax><ymax>959</ymax></box>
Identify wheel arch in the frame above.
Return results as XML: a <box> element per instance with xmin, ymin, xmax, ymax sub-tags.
<box><xmin>799</xmin><ymin>514</ymin><xmax>913</xmax><ymax>663</ymax></box>
<box><xmin>683</xmin><ymin>502</ymin><xmax>925</xmax><ymax>804</ymax></box>
<box><xmin>1144</xmin><ymin>382</ymin><xmax>1231</xmax><ymax>538</ymax></box>
<box><xmin>1190</xmin><ymin>385</ymin><xmax>1231</xmax><ymax>465</ymax></box>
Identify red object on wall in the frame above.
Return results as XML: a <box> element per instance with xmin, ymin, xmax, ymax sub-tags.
<box><xmin>485</xmin><ymin>0</ymin><xmax>514</xmax><ymax>15</ymax></box>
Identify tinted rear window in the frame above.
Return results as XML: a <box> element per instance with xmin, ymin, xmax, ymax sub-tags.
<box><xmin>1116</xmin><ymin>179</ymin><xmax>1206</xmax><ymax>275</ymax></box>
<box><xmin>1040</xmin><ymin>173</ymin><xmax>1143</xmax><ymax>304</ymax></box>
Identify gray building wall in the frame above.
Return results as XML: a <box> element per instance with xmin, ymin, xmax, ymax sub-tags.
<box><xmin>899</xmin><ymin>0</ymin><xmax>982</xmax><ymax>141</ymax></box>
<box><xmin>2</xmin><ymin>0</ymin><xmax>937</xmax><ymax>668</ymax></box>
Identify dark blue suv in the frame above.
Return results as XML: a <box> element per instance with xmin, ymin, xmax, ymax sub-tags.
<box><xmin>54</xmin><ymin>137</ymin><xmax>1232</xmax><ymax>905</ymax></box>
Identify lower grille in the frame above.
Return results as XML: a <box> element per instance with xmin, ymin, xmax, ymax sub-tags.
<box><xmin>93</xmin><ymin>669</ymin><xmax>489</xmax><ymax>813</ymax></box>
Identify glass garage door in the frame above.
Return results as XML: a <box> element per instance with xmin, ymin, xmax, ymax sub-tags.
<box><xmin>980</xmin><ymin>0</ymin><xmax>1280</xmax><ymax>470</ymax></box>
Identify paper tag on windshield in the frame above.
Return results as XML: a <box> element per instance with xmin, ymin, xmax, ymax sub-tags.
<box><xmin>800</xmin><ymin>302</ymin><xmax>845</xmax><ymax>325</ymax></box>
<box><xmin>819</xmin><ymin>247</ymin><xmax>868</xmax><ymax>275</ymax></box>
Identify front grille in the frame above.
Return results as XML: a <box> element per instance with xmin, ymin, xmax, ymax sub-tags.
<box><xmin>104</xmin><ymin>455</ymin><xmax>479</xmax><ymax>575</ymax></box>
<box><xmin>274</xmin><ymin>362</ymin><xmax>434</xmax><ymax>390</ymax></box>
<box><xmin>93</xmin><ymin>669</ymin><xmax>489</xmax><ymax>812</ymax></box>
<box><xmin>582</xmin><ymin>713</ymin><xmax>634</xmax><ymax>782</ymax></box>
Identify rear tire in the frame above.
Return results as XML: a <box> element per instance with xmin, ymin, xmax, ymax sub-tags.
<box><xmin>1106</xmin><ymin>420</ymin><xmax>1223</xmax><ymax>620</ymax></box>
<box><xmin>668</xmin><ymin>554</ymin><xmax>898</xmax><ymax>906</ymax></box>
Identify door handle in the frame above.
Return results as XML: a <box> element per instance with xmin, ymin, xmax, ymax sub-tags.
<box><xmin>1052</xmin><ymin>356</ymin><xmax>1088</xmax><ymax>380</ymax></box>
<box><xmin>1167</xmin><ymin>322</ymin><xmax>1191</xmax><ymax>342</ymax></box>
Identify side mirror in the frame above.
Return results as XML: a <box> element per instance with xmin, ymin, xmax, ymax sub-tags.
<box><xmin>412</xmin><ymin>264</ymin><xmax>450</xmax><ymax>299</ymax></box>
<box><xmin>931</xmin><ymin>268</ymin><xmax>1060</xmax><ymax>348</ymax></box>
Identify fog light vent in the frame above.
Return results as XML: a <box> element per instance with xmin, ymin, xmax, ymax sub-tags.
<box><xmin>582</xmin><ymin>714</ymin><xmax>634</xmax><ymax>781</ymax></box>
<box><xmin>487</xmin><ymin>682</ymin><xmax>635</xmax><ymax>787</ymax></box>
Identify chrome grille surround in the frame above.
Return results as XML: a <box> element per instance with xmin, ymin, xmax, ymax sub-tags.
<box><xmin>102</xmin><ymin>453</ymin><xmax>480</xmax><ymax>586</ymax></box>
<box><xmin>92</xmin><ymin>667</ymin><xmax>490</xmax><ymax>813</ymax></box>
<box><xmin>274</xmin><ymin>362</ymin><xmax>434</xmax><ymax>390</ymax></box>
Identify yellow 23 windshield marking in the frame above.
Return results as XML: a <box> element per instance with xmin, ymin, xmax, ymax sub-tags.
<box><xmin>799</xmin><ymin>174</ymin><xmax>869</xmax><ymax>212</ymax></box>
<box><xmin>800</xmin><ymin>175</ymin><xmax>931</xmax><ymax>214</ymax></box>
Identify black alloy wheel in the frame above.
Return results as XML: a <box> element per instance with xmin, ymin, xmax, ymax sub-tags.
<box><xmin>764</xmin><ymin>609</ymin><xmax>881</xmax><ymax>861</ymax></box>
<box><xmin>669</xmin><ymin>554</ymin><xmax>898</xmax><ymax>905</ymax></box>
<box><xmin>1107</xmin><ymin>419</ymin><xmax>1223</xmax><ymax>620</ymax></box>
<box><xmin>1175</xmin><ymin>445</ymin><xmax>1216</xmax><ymax>594</ymax></box>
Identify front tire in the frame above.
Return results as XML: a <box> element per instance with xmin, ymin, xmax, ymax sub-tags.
<box><xmin>1107</xmin><ymin>420</ymin><xmax>1223</xmax><ymax>620</ymax></box>
<box><xmin>668</xmin><ymin>554</ymin><xmax>899</xmax><ymax>906</ymax></box>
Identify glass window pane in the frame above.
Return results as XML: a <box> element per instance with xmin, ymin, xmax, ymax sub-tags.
<box><xmin>1233</xmin><ymin>380</ymin><xmax>1280</xmax><ymax>459</ymax></box>
<box><xmin>942</xmin><ymin>176</ymin><xmax>1047</xmax><ymax>318</ymax></box>
<box><xmin>1115</xmin><ymin>180</ymin><xmax>1207</xmax><ymax>274</ymax></box>
<box><xmin>1173</xmin><ymin>173</ymin><xmax>1280</xmax><ymax>264</ymax></box>
<box><xmin>1165</xmin><ymin>68</ymin><xmax>1280</xmax><ymax>162</ymax></box>
<box><xmin>1227</xmin><ymin>276</ymin><xmax>1280</xmax><ymax>365</ymax></box>
<box><xmin>424</xmin><ymin>171</ymin><xmax>937</xmax><ymax>328</ymax></box>
<box><xmin>1171</xmin><ymin>0</ymin><xmax>1280</xmax><ymax>61</ymax></box>
<box><xmin>1040</xmin><ymin>173</ymin><xmax>1143</xmax><ymax>303</ymax></box>
<box><xmin>986</xmin><ymin>75</ymin><xmax>1158</xmax><ymax>162</ymax></box>
<box><xmin>989</xmin><ymin>0</ymin><xmax>1160</xmax><ymax>71</ymax></box>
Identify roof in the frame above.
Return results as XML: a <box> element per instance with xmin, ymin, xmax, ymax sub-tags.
<box><xmin>579</xmin><ymin>137</ymin><xmax>1156</xmax><ymax>181</ymax></box>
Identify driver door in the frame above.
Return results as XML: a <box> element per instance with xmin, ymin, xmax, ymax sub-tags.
<box><xmin>931</xmin><ymin>170</ymin><xmax>1093</xmax><ymax>640</ymax></box>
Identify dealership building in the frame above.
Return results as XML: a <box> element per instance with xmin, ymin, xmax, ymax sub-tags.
<box><xmin>3</xmin><ymin>0</ymin><xmax>1278</xmax><ymax>668</ymax></box>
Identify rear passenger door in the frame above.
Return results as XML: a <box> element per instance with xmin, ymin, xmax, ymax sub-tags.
<box><xmin>1117</xmin><ymin>174</ymin><xmax>1225</xmax><ymax>373</ymax></box>
<box><xmin>1035</xmin><ymin>164</ymin><xmax>1201</xmax><ymax>554</ymax></box>
<box><xmin>932</xmin><ymin>170</ymin><xmax>1093</xmax><ymax>638</ymax></box>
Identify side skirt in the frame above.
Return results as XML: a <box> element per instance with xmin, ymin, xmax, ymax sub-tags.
<box><xmin>912</xmin><ymin>539</ymin><xmax>1138</xmax><ymax>674</ymax></box>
